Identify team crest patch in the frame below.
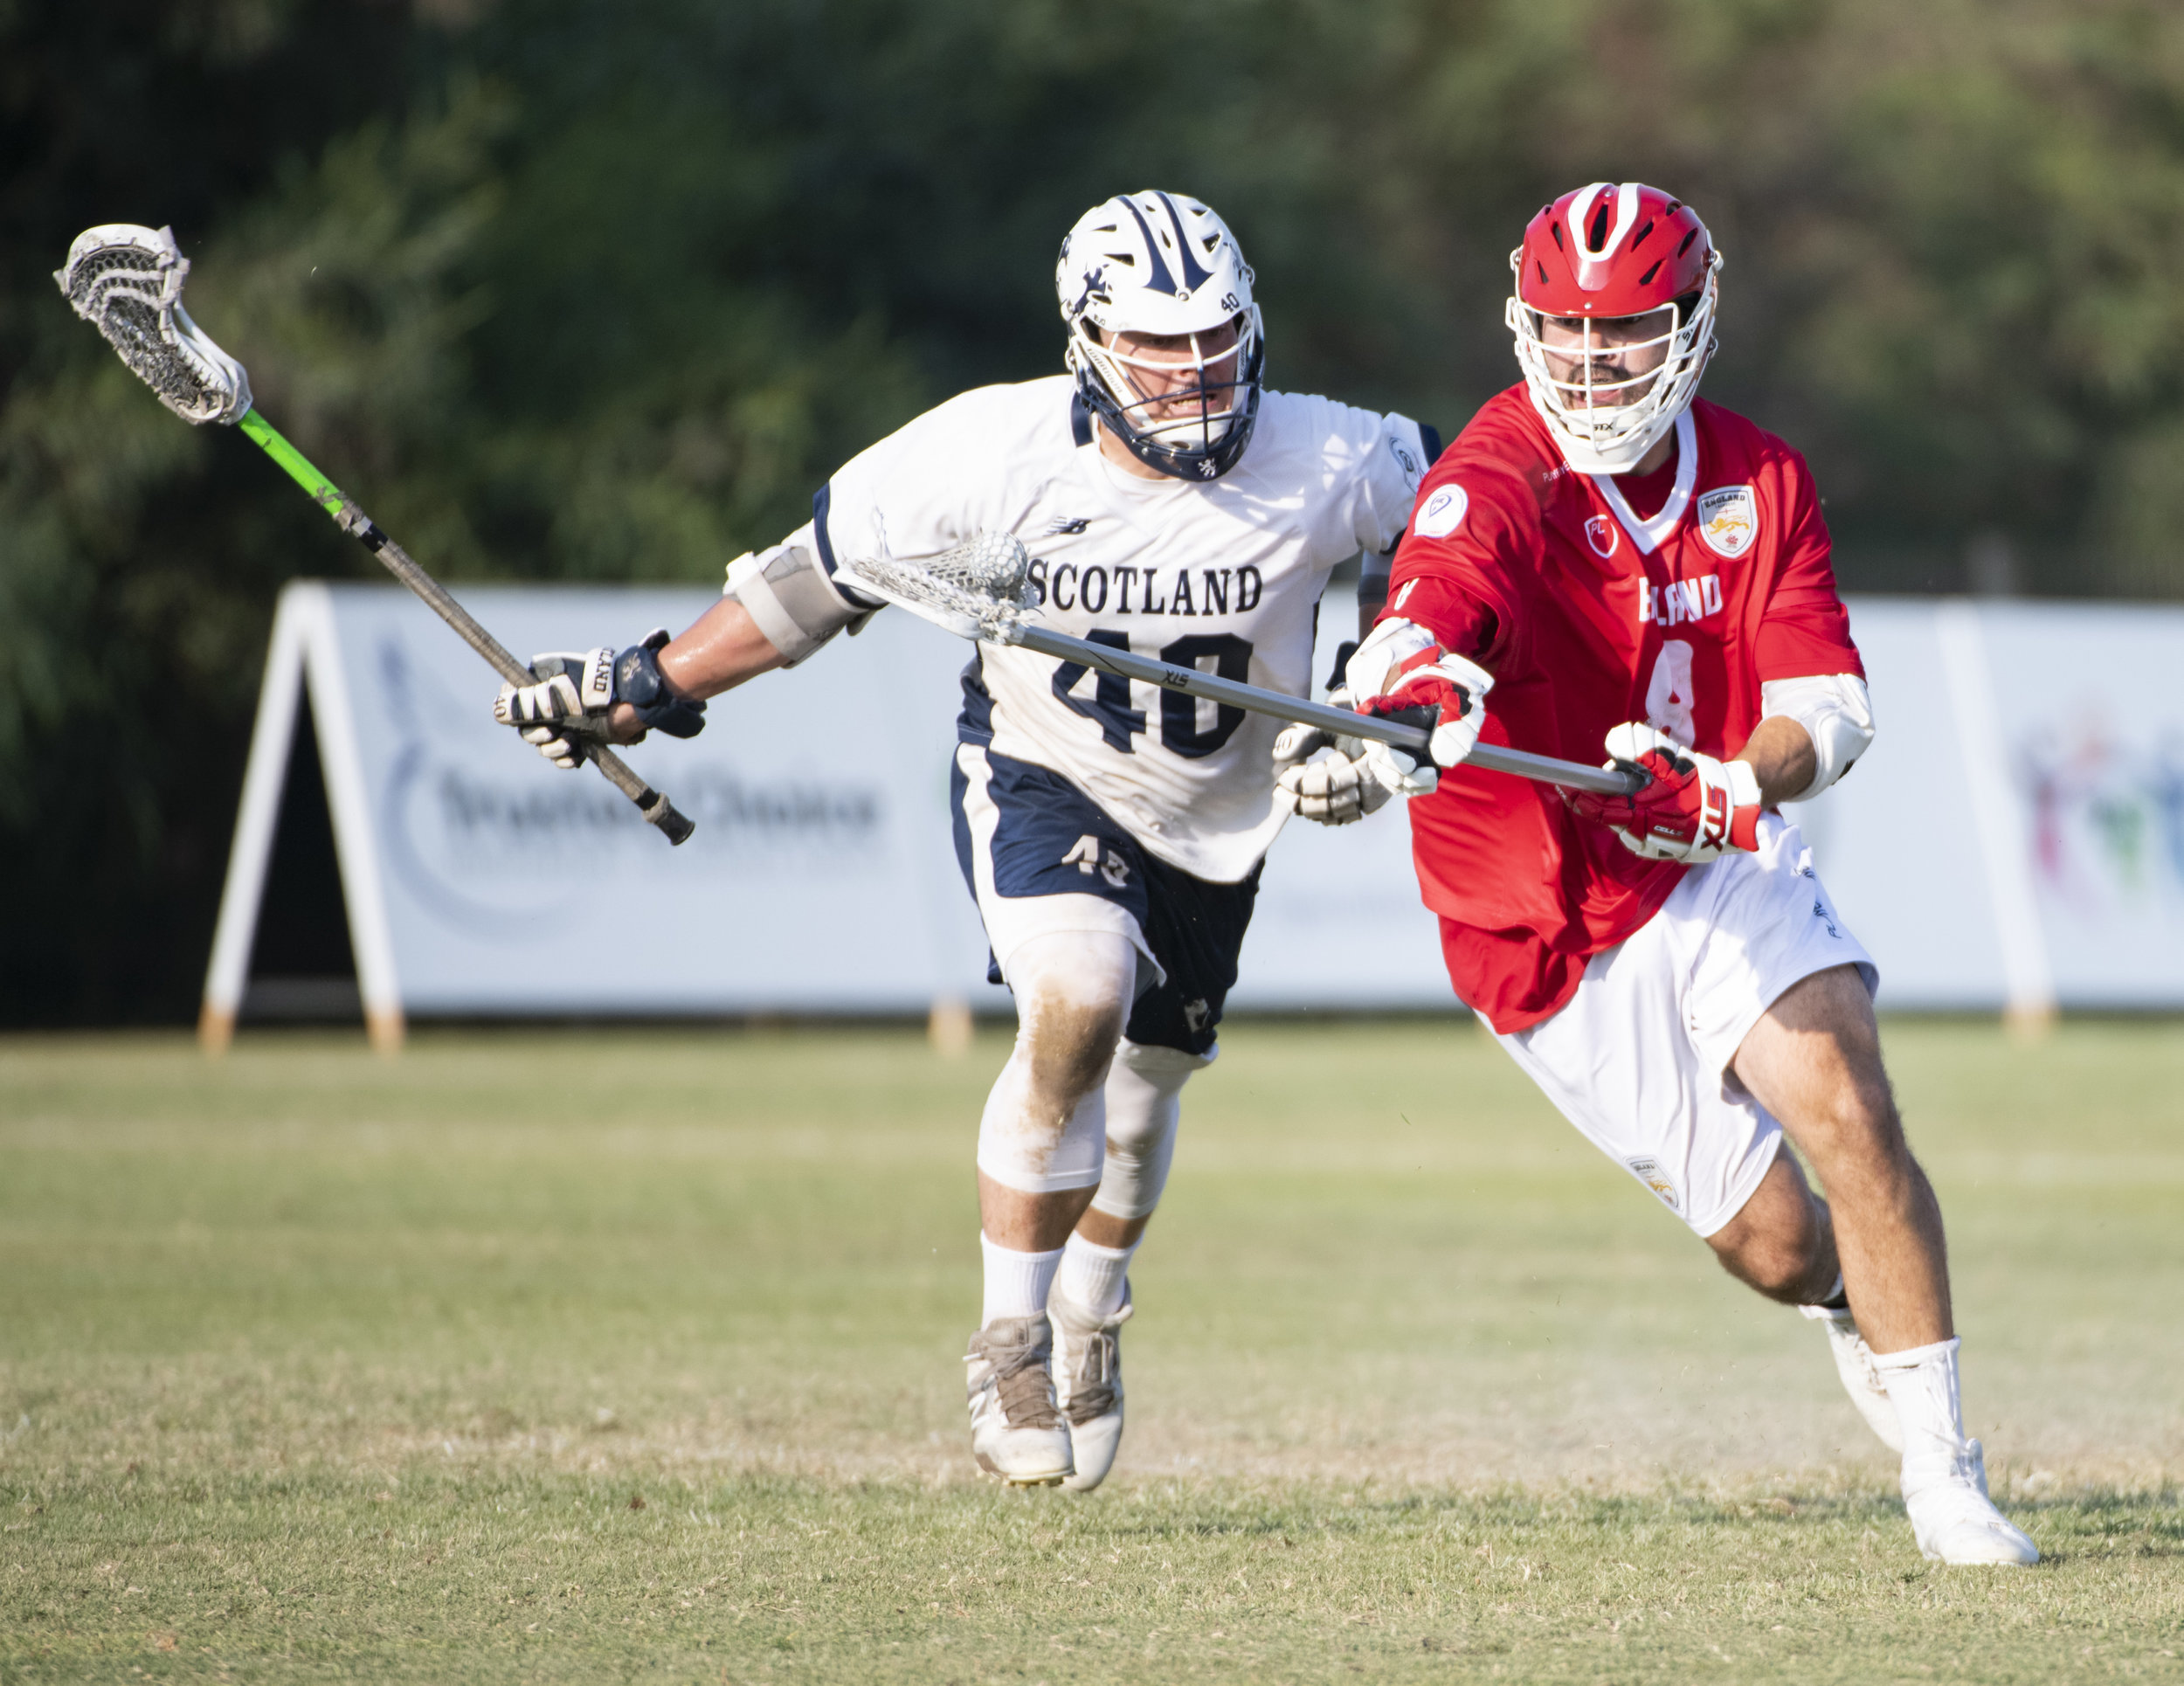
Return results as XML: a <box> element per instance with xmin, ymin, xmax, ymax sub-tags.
<box><xmin>1697</xmin><ymin>485</ymin><xmax>1758</xmax><ymax>558</ymax></box>
<box><xmin>1626</xmin><ymin>1157</ymin><xmax>1681</xmax><ymax>1213</ymax></box>
<box><xmin>1413</xmin><ymin>483</ymin><xmax>1468</xmax><ymax>539</ymax></box>
<box><xmin>1584</xmin><ymin>515</ymin><xmax>1619</xmax><ymax>558</ymax></box>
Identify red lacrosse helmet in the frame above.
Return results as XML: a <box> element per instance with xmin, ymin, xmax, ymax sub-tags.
<box><xmin>1504</xmin><ymin>183</ymin><xmax>1720</xmax><ymax>473</ymax></box>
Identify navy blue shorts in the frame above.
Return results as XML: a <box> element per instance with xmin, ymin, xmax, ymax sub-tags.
<box><xmin>950</xmin><ymin>743</ymin><xmax>1261</xmax><ymax>1057</ymax></box>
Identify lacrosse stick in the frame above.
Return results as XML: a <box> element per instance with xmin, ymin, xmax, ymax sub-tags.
<box><xmin>846</xmin><ymin>533</ymin><xmax>1641</xmax><ymax>797</ymax></box>
<box><xmin>55</xmin><ymin>224</ymin><xmax>695</xmax><ymax>846</ymax></box>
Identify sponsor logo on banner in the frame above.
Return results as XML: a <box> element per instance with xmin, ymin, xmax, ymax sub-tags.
<box><xmin>1585</xmin><ymin>515</ymin><xmax>1619</xmax><ymax>558</ymax></box>
<box><xmin>1413</xmin><ymin>483</ymin><xmax>1468</xmax><ymax>539</ymax></box>
<box><xmin>1697</xmin><ymin>485</ymin><xmax>1758</xmax><ymax>558</ymax></box>
<box><xmin>374</xmin><ymin>632</ymin><xmax>885</xmax><ymax>936</ymax></box>
<box><xmin>1626</xmin><ymin>1156</ymin><xmax>1682</xmax><ymax>1213</ymax></box>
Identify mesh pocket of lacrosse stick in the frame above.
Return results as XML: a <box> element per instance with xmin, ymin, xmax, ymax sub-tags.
<box><xmin>55</xmin><ymin>225</ymin><xmax>252</xmax><ymax>425</ymax></box>
<box><xmin>843</xmin><ymin>530</ymin><xmax>1039</xmax><ymax>641</ymax></box>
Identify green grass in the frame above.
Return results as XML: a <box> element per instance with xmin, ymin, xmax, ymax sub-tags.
<box><xmin>2</xmin><ymin>1019</ymin><xmax>2180</xmax><ymax>1682</ymax></box>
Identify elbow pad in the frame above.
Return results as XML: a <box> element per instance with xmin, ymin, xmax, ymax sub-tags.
<box><xmin>723</xmin><ymin>534</ymin><xmax>876</xmax><ymax>667</ymax></box>
<box><xmin>1760</xmin><ymin>674</ymin><xmax>1875</xmax><ymax>802</ymax></box>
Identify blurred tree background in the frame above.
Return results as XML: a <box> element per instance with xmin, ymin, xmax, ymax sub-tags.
<box><xmin>4</xmin><ymin>0</ymin><xmax>2183</xmax><ymax>1021</ymax></box>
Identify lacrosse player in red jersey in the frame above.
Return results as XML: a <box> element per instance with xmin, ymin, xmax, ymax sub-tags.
<box><xmin>1276</xmin><ymin>182</ymin><xmax>2037</xmax><ymax>1567</ymax></box>
<box><xmin>491</xmin><ymin>191</ymin><xmax>1435</xmax><ymax>1490</ymax></box>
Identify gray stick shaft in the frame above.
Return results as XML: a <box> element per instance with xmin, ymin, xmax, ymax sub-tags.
<box><xmin>1011</xmin><ymin>624</ymin><xmax>1639</xmax><ymax>797</ymax></box>
<box><xmin>363</xmin><ymin>527</ymin><xmax>530</xmax><ymax>684</ymax></box>
<box><xmin>329</xmin><ymin>502</ymin><xmax>697</xmax><ymax>844</ymax></box>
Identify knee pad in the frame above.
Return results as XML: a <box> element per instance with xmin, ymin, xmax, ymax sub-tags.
<box><xmin>1089</xmin><ymin>1039</ymin><xmax>1209</xmax><ymax>1220</ymax></box>
<box><xmin>975</xmin><ymin>931</ymin><xmax>1137</xmax><ymax>1194</ymax></box>
<box><xmin>977</xmin><ymin>1058</ymin><xmax>1107</xmax><ymax>1193</ymax></box>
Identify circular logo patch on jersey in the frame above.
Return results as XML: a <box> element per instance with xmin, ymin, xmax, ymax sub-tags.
<box><xmin>1584</xmin><ymin>515</ymin><xmax>1619</xmax><ymax>558</ymax></box>
<box><xmin>1697</xmin><ymin>485</ymin><xmax>1758</xmax><ymax>558</ymax></box>
<box><xmin>1413</xmin><ymin>483</ymin><xmax>1468</xmax><ymax>539</ymax></box>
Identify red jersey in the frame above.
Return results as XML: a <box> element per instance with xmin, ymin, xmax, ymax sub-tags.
<box><xmin>1384</xmin><ymin>386</ymin><xmax>1863</xmax><ymax>1033</ymax></box>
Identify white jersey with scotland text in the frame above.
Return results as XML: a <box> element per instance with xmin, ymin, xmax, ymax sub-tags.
<box><xmin>791</xmin><ymin>373</ymin><xmax>1428</xmax><ymax>882</ymax></box>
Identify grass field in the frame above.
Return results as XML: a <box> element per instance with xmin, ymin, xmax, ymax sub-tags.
<box><xmin>2</xmin><ymin>1019</ymin><xmax>2180</xmax><ymax>1683</ymax></box>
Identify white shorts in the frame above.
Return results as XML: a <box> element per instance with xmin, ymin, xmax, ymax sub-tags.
<box><xmin>1493</xmin><ymin>814</ymin><xmax>1877</xmax><ymax>1238</ymax></box>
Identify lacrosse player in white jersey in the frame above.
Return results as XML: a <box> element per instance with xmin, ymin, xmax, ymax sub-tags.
<box><xmin>491</xmin><ymin>190</ymin><xmax>1434</xmax><ymax>1489</ymax></box>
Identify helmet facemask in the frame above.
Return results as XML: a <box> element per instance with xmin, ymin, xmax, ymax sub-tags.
<box><xmin>1066</xmin><ymin>305</ymin><xmax>1265</xmax><ymax>481</ymax></box>
<box><xmin>1507</xmin><ymin>259</ymin><xmax>1718</xmax><ymax>476</ymax></box>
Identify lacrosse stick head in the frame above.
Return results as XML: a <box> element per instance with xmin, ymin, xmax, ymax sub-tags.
<box><xmin>842</xmin><ymin>530</ymin><xmax>1038</xmax><ymax>643</ymax></box>
<box><xmin>55</xmin><ymin>225</ymin><xmax>252</xmax><ymax>425</ymax></box>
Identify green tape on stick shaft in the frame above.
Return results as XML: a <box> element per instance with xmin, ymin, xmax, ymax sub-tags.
<box><xmin>238</xmin><ymin>406</ymin><xmax>518</xmax><ymax>678</ymax></box>
<box><xmin>239</xmin><ymin>404</ymin><xmax>498</xmax><ymax>666</ymax></box>
<box><xmin>238</xmin><ymin>409</ymin><xmax>349</xmax><ymax>520</ymax></box>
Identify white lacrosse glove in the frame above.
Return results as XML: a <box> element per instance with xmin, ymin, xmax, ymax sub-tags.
<box><xmin>492</xmin><ymin>629</ymin><xmax>706</xmax><ymax>769</ymax></box>
<box><xmin>1343</xmin><ymin>618</ymin><xmax>1495</xmax><ymax>799</ymax></box>
<box><xmin>1272</xmin><ymin>639</ymin><xmax>1394</xmax><ymax>826</ymax></box>
<box><xmin>1271</xmin><ymin>704</ymin><xmax>1392</xmax><ymax>826</ymax></box>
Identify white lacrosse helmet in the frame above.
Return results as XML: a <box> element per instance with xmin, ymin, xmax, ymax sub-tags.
<box><xmin>1057</xmin><ymin>190</ymin><xmax>1264</xmax><ymax>480</ymax></box>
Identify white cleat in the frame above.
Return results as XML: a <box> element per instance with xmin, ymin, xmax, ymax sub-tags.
<box><xmin>1904</xmin><ymin>1441</ymin><xmax>2040</xmax><ymax>1566</ymax></box>
<box><xmin>1800</xmin><ymin>1302</ymin><xmax>1904</xmax><ymax>1453</ymax></box>
<box><xmin>964</xmin><ymin>1315</ymin><xmax>1074</xmax><ymax>1487</ymax></box>
<box><xmin>1050</xmin><ymin>1282</ymin><xmax>1131</xmax><ymax>1493</ymax></box>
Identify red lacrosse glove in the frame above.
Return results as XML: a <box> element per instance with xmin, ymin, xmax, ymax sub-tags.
<box><xmin>1342</xmin><ymin>618</ymin><xmax>1494</xmax><ymax>798</ymax></box>
<box><xmin>1567</xmin><ymin>722</ymin><xmax>1763</xmax><ymax>862</ymax></box>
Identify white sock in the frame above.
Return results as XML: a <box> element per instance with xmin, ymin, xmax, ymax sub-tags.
<box><xmin>1874</xmin><ymin>1336</ymin><xmax>1969</xmax><ymax>1481</ymax></box>
<box><xmin>1054</xmin><ymin>1233</ymin><xmax>1137</xmax><ymax>1320</ymax></box>
<box><xmin>979</xmin><ymin>1233</ymin><xmax>1063</xmax><ymax>1325</ymax></box>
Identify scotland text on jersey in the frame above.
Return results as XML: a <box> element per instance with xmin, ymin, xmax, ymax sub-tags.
<box><xmin>1026</xmin><ymin>562</ymin><xmax>1265</xmax><ymax>618</ymax></box>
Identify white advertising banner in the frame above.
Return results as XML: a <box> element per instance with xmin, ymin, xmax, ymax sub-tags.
<box><xmin>1788</xmin><ymin>599</ymin><xmax>2184</xmax><ymax>1012</ymax></box>
<box><xmin>1963</xmin><ymin>602</ymin><xmax>2184</xmax><ymax>1005</ymax></box>
<box><xmin>208</xmin><ymin>583</ymin><xmax>995</xmax><ymax>1026</ymax></box>
<box><xmin>1776</xmin><ymin>600</ymin><xmax>2015</xmax><ymax>1010</ymax></box>
<box><xmin>203</xmin><ymin>582</ymin><xmax>2184</xmax><ymax>1037</ymax></box>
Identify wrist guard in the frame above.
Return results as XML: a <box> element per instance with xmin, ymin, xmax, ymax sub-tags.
<box><xmin>615</xmin><ymin>629</ymin><xmax>707</xmax><ymax>739</ymax></box>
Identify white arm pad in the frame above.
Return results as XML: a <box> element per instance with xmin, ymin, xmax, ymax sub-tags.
<box><xmin>723</xmin><ymin>528</ymin><xmax>876</xmax><ymax>667</ymax></box>
<box><xmin>1760</xmin><ymin>673</ymin><xmax>1875</xmax><ymax>802</ymax></box>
